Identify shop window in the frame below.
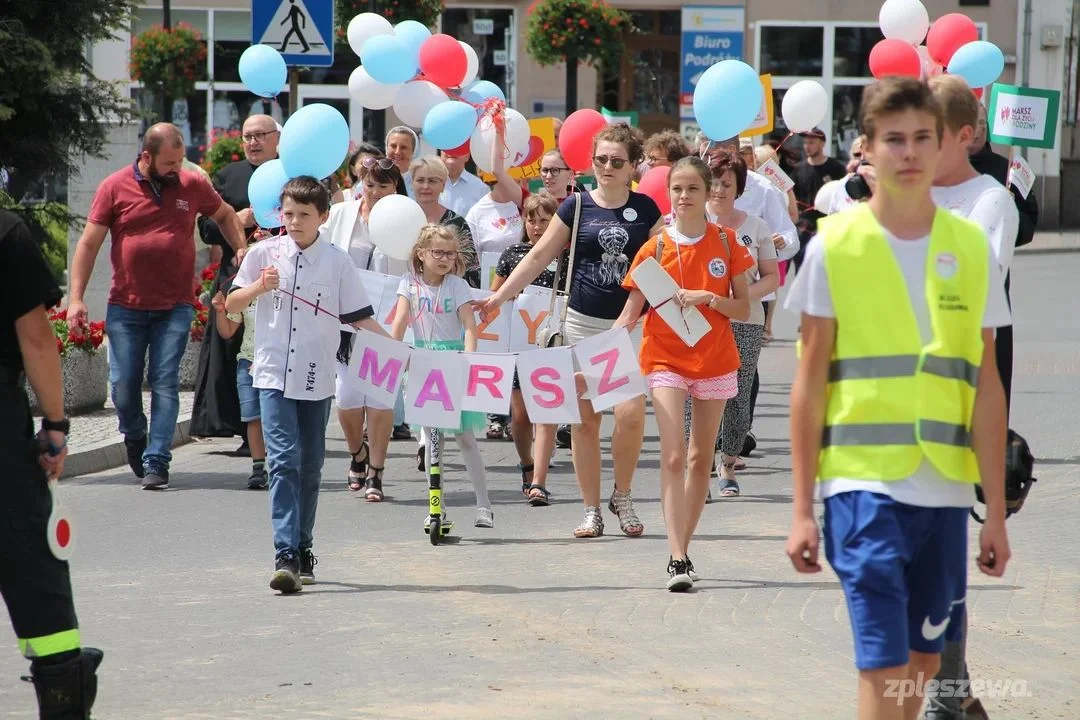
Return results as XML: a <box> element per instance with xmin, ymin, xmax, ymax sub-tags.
<box><xmin>759</xmin><ymin>26</ymin><xmax>824</xmax><ymax>77</ymax></box>
<box><xmin>212</xmin><ymin>91</ymin><xmax>290</xmax><ymax>134</ymax></box>
<box><xmin>834</xmin><ymin>26</ymin><xmax>884</xmax><ymax>78</ymax></box>
<box><xmin>832</xmin><ymin>86</ymin><xmax>865</xmax><ymax>160</ymax></box>
<box><xmin>133</xmin><ymin>8</ymin><xmax>209</xmax><ymax>35</ymax></box>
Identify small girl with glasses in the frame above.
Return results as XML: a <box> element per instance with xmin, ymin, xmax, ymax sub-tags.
<box><xmin>389</xmin><ymin>224</ymin><xmax>493</xmax><ymax>528</ymax></box>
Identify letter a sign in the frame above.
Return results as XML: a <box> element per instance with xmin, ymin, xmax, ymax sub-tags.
<box><xmin>252</xmin><ymin>0</ymin><xmax>335</xmax><ymax>67</ymax></box>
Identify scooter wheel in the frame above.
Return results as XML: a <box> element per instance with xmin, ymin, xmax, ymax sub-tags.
<box><xmin>429</xmin><ymin>516</ymin><xmax>441</xmax><ymax>545</ymax></box>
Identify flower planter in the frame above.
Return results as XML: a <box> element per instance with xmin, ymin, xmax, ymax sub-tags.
<box><xmin>25</xmin><ymin>351</ymin><xmax>109</xmax><ymax>415</ymax></box>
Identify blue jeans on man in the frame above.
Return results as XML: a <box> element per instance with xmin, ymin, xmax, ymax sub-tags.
<box><xmin>106</xmin><ymin>303</ymin><xmax>193</xmax><ymax>476</ymax></box>
<box><xmin>259</xmin><ymin>389</ymin><xmax>332</xmax><ymax>555</ymax></box>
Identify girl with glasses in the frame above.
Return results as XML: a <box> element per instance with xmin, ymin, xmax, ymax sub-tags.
<box><xmin>475</xmin><ymin>123</ymin><xmax>665</xmax><ymax>539</ymax></box>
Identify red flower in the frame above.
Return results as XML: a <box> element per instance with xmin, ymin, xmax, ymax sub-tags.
<box><xmin>231</xmin><ymin>154</ymin><xmax>240</xmax><ymax>161</ymax></box>
<box><xmin>68</xmin><ymin>329</ymin><xmax>87</xmax><ymax>346</ymax></box>
<box><xmin>55</xmin><ymin>337</ymin><xmax>64</xmax><ymax>354</ymax></box>
<box><xmin>579</xmin><ymin>18</ymin><xmax>588</xmax><ymax>26</ymax></box>
<box><xmin>54</xmin><ymin>308</ymin><xmax>68</xmax><ymax>321</ymax></box>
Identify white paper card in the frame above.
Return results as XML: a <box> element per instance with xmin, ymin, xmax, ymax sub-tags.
<box><xmin>405</xmin><ymin>349</ymin><xmax>467</xmax><ymax>430</ymax></box>
<box><xmin>515</xmin><ymin>347</ymin><xmax>581</xmax><ymax>424</ymax></box>
<box><xmin>348</xmin><ymin>330</ymin><xmax>412</xmax><ymax>408</ymax></box>
<box><xmin>571</xmin><ymin>328</ymin><xmax>646</xmax><ymax>412</ymax></box>
<box><xmin>630</xmin><ymin>257</ymin><xmax>712</xmax><ymax>347</ymax></box>
<box><xmin>1006</xmin><ymin>154</ymin><xmax>1035</xmax><ymax>199</ymax></box>
<box><xmin>461</xmin><ymin>353</ymin><xmax>517</xmax><ymax>414</ymax></box>
<box><xmin>757</xmin><ymin>158</ymin><xmax>795</xmax><ymax>193</ymax></box>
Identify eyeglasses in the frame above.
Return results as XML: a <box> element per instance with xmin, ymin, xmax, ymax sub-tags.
<box><xmin>850</xmin><ymin>152</ymin><xmax>864</xmax><ymax>160</ymax></box>
<box><xmin>539</xmin><ymin>166</ymin><xmax>570</xmax><ymax>176</ymax></box>
<box><xmin>646</xmin><ymin>155</ymin><xmax>665</xmax><ymax>165</ymax></box>
<box><xmin>592</xmin><ymin>155</ymin><xmax>628</xmax><ymax>169</ymax></box>
<box><xmin>360</xmin><ymin>157</ymin><xmax>396</xmax><ymax>170</ymax></box>
<box><xmin>241</xmin><ymin>130</ymin><xmax>278</xmax><ymax>144</ymax></box>
<box><xmin>426</xmin><ymin>249</ymin><xmax>458</xmax><ymax>260</ymax></box>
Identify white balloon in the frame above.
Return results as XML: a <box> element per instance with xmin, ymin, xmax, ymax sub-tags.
<box><xmin>878</xmin><ymin>0</ymin><xmax>930</xmax><ymax>46</ymax></box>
<box><xmin>780</xmin><ymin>80</ymin><xmax>828</xmax><ymax>133</ymax></box>
<box><xmin>504</xmin><ymin>109</ymin><xmax>532</xmax><ymax>166</ymax></box>
<box><xmin>369</xmin><ymin>195</ymin><xmax>427</xmax><ymax>261</ymax></box>
<box><xmin>460</xmin><ymin>42</ymin><xmax>480</xmax><ymax>87</ymax></box>
<box><xmin>348</xmin><ymin>66</ymin><xmax>401</xmax><ymax>110</ymax></box>
<box><xmin>916</xmin><ymin>45</ymin><xmax>944</xmax><ymax>79</ymax></box>
<box><xmin>347</xmin><ymin>13</ymin><xmax>394</xmax><ymax>58</ymax></box>
<box><xmin>470</xmin><ymin>120</ymin><xmax>497</xmax><ymax>173</ymax></box>
<box><xmin>468</xmin><ymin>110</ymin><xmax>530</xmax><ymax>172</ymax></box>
<box><xmin>393</xmin><ymin>81</ymin><xmax>449</xmax><ymax>128</ymax></box>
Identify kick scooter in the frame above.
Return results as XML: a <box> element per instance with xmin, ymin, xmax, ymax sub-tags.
<box><xmin>423</xmin><ymin>428</ymin><xmax>454</xmax><ymax>545</ymax></box>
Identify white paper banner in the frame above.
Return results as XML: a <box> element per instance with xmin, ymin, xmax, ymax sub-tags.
<box><xmin>462</xmin><ymin>353</ymin><xmax>517</xmax><ymax>414</ymax></box>
<box><xmin>404</xmin><ymin>349</ymin><xmax>467</xmax><ymax>430</ymax></box>
<box><xmin>515</xmin><ymin>347</ymin><xmax>581</xmax><ymax>424</ymax></box>
<box><xmin>572</xmin><ymin>328</ymin><xmax>646</xmax><ymax>412</ymax></box>
<box><xmin>469</xmin><ymin>288</ymin><xmax>514</xmax><ymax>353</ymax></box>
<box><xmin>350</xmin><ymin>329</ymin><xmax>411</xmax><ymax>407</ymax></box>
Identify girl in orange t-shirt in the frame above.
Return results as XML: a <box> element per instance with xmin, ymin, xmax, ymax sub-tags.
<box><xmin>615</xmin><ymin>155</ymin><xmax>754</xmax><ymax>591</ymax></box>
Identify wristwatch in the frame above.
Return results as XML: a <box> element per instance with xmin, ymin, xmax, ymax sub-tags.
<box><xmin>41</xmin><ymin>417</ymin><xmax>71</xmax><ymax>435</ymax></box>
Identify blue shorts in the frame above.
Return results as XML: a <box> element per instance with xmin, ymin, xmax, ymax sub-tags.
<box><xmin>236</xmin><ymin>359</ymin><xmax>260</xmax><ymax>422</ymax></box>
<box><xmin>823</xmin><ymin>491</ymin><xmax>968</xmax><ymax>671</ymax></box>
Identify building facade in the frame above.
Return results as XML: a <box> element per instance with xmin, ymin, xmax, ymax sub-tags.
<box><xmin>93</xmin><ymin>0</ymin><xmax>1071</xmax><ymax>224</ymax></box>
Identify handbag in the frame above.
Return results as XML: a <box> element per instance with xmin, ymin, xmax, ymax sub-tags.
<box><xmin>536</xmin><ymin>192</ymin><xmax>582</xmax><ymax>348</ymax></box>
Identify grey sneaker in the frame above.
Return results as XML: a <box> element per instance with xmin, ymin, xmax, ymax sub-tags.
<box><xmin>141</xmin><ymin>468</ymin><xmax>169</xmax><ymax>490</ymax></box>
<box><xmin>270</xmin><ymin>551</ymin><xmax>302</xmax><ymax>593</ymax></box>
<box><xmin>299</xmin><ymin>549</ymin><xmax>317</xmax><ymax>585</ymax></box>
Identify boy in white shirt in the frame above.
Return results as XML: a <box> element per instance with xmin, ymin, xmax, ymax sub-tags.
<box><xmin>227</xmin><ymin>177</ymin><xmax>388</xmax><ymax>594</ymax></box>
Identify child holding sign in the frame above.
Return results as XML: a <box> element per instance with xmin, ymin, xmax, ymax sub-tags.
<box><xmin>615</xmin><ymin>156</ymin><xmax>754</xmax><ymax>591</ymax></box>
<box><xmin>390</xmin><ymin>225</ymin><xmax>494</xmax><ymax>529</ymax></box>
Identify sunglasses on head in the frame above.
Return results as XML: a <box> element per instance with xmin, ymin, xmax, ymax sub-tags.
<box><xmin>593</xmin><ymin>155</ymin><xmax>628</xmax><ymax>169</ymax></box>
<box><xmin>360</xmin><ymin>157</ymin><xmax>396</xmax><ymax>170</ymax></box>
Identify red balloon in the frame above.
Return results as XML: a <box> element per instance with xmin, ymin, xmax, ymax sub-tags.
<box><xmin>637</xmin><ymin>166</ymin><xmax>671</xmax><ymax>216</ymax></box>
<box><xmin>515</xmin><ymin>135</ymin><xmax>545</xmax><ymax>168</ymax></box>
<box><xmin>559</xmin><ymin>109</ymin><xmax>608</xmax><ymax>172</ymax></box>
<box><xmin>973</xmin><ymin>87</ymin><xmax>984</xmax><ymax>100</ymax></box>
<box><xmin>926</xmin><ymin>14</ymin><xmax>979</xmax><ymax>67</ymax></box>
<box><xmin>443</xmin><ymin>140</ymin><xmax>471</xmax><ymax>158</ymax></box>
<box><xmin>419</xmin><ymin>34</ymin><xmax>468</xmax><ymax>89</ymax></box>
<box><xmin>869</xmin><ymin>39</ymin><xmax>922</xmax><ymax>79</ymax></box>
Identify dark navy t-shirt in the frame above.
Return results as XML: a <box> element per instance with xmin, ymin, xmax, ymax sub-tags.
<box><xmin>555</xmin><ymin>191</ymin><xmax>662</xmax><ymax>319</ymax></box>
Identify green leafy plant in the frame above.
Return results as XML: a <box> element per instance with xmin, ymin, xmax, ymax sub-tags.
<box><xmin>335</xmin><ymin>0</ymin><xmax>445</xmax><ymax>49</ymax></box>
<box><xmin>189</xmin><ymin>262</ymin><xmax>219</xmax><ymax>343</ymax></box>
<box><xmin>526</xmin><ymin>0</ymin><xmax>634</xmax><ymax>68</ymax></box>
<box><xmin>0</xmin><ymin>191</ymin><xmax>70</xmax><ymax>284</ymax></box>
<box><xmin>199</xmin><ymin>129</ymin><xmax>244</xmax><ymax>179</ymax></box>
<box><xmin>129</xmin><ymin>23</ymin><xmax>207</xmax><ymax>101</ymax></box>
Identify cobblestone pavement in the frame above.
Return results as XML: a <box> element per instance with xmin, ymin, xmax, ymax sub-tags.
<box><xmin>65</xmin><ymin>391</ymin><xmax>196</xmax><ymax>452</ymax></box>
<box><xmin>2</xmin><ymin>254</ymin><xmax>1077</xmax><ymax>718</ymax></box>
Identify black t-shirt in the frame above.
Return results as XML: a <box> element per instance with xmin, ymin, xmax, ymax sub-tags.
<box><xmin>0</xmin><ymin>210</ymin><xmax>62</xmax><ymax>373</ymax></box>
<box><xmin>791</xmin><ymin>157</ymin><xmax>848</xmax><ymax>209</ymax></box>
<box><xmin>554</xmin><ymin>191</ymin><xmax>662</xmax><ymax>319</ymax></box>
<box><xmin>495</xmin><ymin>242</ymin><xmax>557</xmax><ymax>289</ymax></box>
<box><xmin>198</xmin><ymin>159</ymin><xmax>258</xmax><ymax>270</ymax></box>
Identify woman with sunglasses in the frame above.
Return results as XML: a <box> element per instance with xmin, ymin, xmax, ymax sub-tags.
<box><xmin>410</xmin><ymin>156</ymin><xmax>481</xmax><ymax>288</ymax></box>
<box><xmin>322</xmin><ymin>154</ymin><xmax>408</xmax><ymax>500</ymax></box>
<box><xmin>475</xmin><ymin>123</ymin><xmax>664</xmax><ymax>539</ymax></box>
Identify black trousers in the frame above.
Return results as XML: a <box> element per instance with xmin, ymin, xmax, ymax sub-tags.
<box><xmin>996</xmin><ymin>274</ymin><xmax>1013</xmax><ymax>418</ymax></box>
<box><xmin>0</xmin><ymin>385</ymin><xmax>79</xmax><ymax>659</ymax></box>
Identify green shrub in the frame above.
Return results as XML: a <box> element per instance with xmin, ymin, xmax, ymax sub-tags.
<box><xmin>0</xmin><ymin>191</ymin><xmax>71</xmax><ymax>285</ymax></box>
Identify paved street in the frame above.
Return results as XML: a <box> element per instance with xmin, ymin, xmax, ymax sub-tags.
<box><xmin>3</xmin><ymin>253</ymin><xmax>1078</xmax><ymax>719</ymax></box>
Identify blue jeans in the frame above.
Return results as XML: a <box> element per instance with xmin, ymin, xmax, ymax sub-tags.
<box><xmin>106</xmin><ymin>303</ymin><xmax>193</xmax><ymax>472</ymax></box>
<box><xmin>259</xmin><ymin>389</ymin><xmax>331</xmax><ymax>554</ymax></box>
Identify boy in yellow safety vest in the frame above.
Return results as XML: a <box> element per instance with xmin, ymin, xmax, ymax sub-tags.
<box><xmin>783</xmin><ymin>77</ymin><xmax>1013</xmax><ymax>720</ymax></box>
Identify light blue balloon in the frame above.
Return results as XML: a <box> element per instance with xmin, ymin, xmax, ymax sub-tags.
<box><xmin>423</xmin><ymin>101</ymin><xmax>479</xmax><ymax>150</ymax></box>
<box><xmin>692</xmin><ymin>60</ymin><xmax>763</xmax><ymax>141</ymax></box>
<box><xmin>395</xmin><ymin>20</ymin><xmax>431</xmax><ymax>58</ymax></box>
<box><xmin>360</xmin><ymin>34</ymin><xmax>417</xmax><ymax>85</ymax></box>
<box><xmin>947</xmin><ymin>41</ymin><xmax>1005</xmax><ymax>89</ymax></box>
<box><xmin>462</xmin><ymin>80</ymin><xmax>506</xmax><ymax>108</ymax></box>
<box><xmin>248</xmin><ymin>159</ymin><xmax>289</xmax><ymax>229</ymax></box>
<box><xmin>278</xmin><ymin>103</ymin><xmax>351</xmax><ymax>180</ymax></box>
<box><xmin>239</xmin><ymin>45</ymin><xmax>287</xmax><ymax>98</ymax></box>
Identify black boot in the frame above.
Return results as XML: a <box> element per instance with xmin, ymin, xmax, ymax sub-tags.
<box><xmin>30</xmin><ymin>647</ymin><xmax>104</xmax><ymax>719</ymax></box>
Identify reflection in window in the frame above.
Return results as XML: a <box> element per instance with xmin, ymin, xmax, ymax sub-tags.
<box><xmin>632</xmin><ymin>48</ymin><xmax>679</xmax><ymax>117</ymax></box>
<box><xmin>133</xmin><ymin>8</ymin><xmax>209</xmax><ymax>34</ymax></box>
<box><xmin>834</xmin><ymin>27</ymin><xmax>884</xmax><ymax>78</ymax></box>
<box><xmin>212</xmin><ymin>92</ymin><xmax>290</xmax><ymax>135</ymax></box>
<box><xmin>833</xmin><ymin>86</ymin><xmax>864</xmax><ymax>161</ymax></box>
<box><xmin>132</xmin><ymin>88</ymin><xmax>208</xmax><ymax>163</ymax></box>
<box><xmin>760</xmin><ymin>26</ymin><xmax>823</xmax><ymax>76</ymax></box>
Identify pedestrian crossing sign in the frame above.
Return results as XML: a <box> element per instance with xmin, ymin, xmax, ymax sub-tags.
<box><xmin>252</xmin><ymin>0</ymin><xmax>335</xmax><ymax>67</ymax></box>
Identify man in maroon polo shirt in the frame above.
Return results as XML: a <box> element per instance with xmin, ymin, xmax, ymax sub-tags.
<box><xmin>68</xmin><ymin>123</ymin><xmax>245</xmax><ymax>489</ymax></box>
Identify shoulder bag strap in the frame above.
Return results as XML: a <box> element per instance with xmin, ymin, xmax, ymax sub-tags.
<box><xmin>545</xmin><ymin>192</ymin><xmax>582</xmax><ymax>324</ymax></box>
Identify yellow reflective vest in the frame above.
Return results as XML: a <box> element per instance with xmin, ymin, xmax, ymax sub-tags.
<box><xmin>818</xmin><ymin>204</ymin><xmax>988</xmax><ymax>484</ymax></box>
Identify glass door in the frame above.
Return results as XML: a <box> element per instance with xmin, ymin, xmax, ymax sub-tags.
<box><xmin>440</xmin><ymin>8</ymin><xmax>516</xmax><ymax>107</ymax></box>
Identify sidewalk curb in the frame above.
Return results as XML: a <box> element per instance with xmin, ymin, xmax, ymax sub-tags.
<box><xmin>63</xmin><ymin>414</ymin><xmax>193</xmax><ymax>479</ymax></box>
<box><xmin>1016</xmin><ymin>246</ymin><xmax>1080</xmax><ymax>255</ymax></box>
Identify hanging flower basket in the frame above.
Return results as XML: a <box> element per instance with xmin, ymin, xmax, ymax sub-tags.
<box><xmin>129</xmin><ymin>23</ymin><xmax>208</xmax><ymax>101</ymax></box>
<box><xmin>526</xmin><ymin>0</ymin><xmax>634</xmax><ymax>68</ymax></box>
<box><xmin>335</xmin><ymin>0</ymin><xmax>445</xmax><ymax>48</ymax></box>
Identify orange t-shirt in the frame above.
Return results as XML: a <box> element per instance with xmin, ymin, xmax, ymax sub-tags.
<box><xmin>622</xmin><ymin>224</ymin><xmax>754</xmax><ymax>379</ymax></box>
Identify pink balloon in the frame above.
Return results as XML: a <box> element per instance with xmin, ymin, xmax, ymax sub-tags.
<box><xmin>558</xmin><ymin>110</ymin><xmax>608</xmax><ymax>173</ymax></box>
<box><xmin>419</xmin><ymin>34</ymin><xmax>468</xmax><ymax>89</ymax></box>
<box><xmin>926</xmin><ymin>14</ymin><xmax>979</xmax><ymax>67</ymax></box>
<box><xmin>869</xmin><ymin>39</ymin><xmax>922</xmax><ymax>79</ymax></box>
<box><xmin>637</xmin><ymin>166</ymin><xmax>671</xmax><ymax>216</ymax></box>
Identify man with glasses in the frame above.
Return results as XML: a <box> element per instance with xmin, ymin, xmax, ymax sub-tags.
<box><xmin>439</xmin><ymin>148</ymin><xmax>487</xmax><ymax>217</ymax></box>
<box><xmin>190</xmin><ymin>115</ymin><xmax>280</xmax><ymax>454</ymax></box>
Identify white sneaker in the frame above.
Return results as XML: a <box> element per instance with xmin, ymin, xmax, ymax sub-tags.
<box><xmin>474</xmin><ymin>507</ymin><xmax>494</xmax><ymax>528</ymax></box>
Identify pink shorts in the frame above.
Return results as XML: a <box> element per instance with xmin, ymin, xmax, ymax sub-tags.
<box><xmin>647</xmin><ymin>370</ymin><xmax>738</xmax><ymax>400</ymax></box>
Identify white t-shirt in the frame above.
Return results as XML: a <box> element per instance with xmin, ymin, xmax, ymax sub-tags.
<box><xmin>816</xmin><ymin>177</ymin><xmax>859</xmax><ymax>216</ymax></box>
<box><xmin>732</xmin><ymin>215</ymin><xmax>777</xmax><ymax>325</ymax></box>
<box><xmin>465</xmin><ymin>195</ymin><xmax>523</xmax><ymax>257</ymax></box>
<box><xmin>932</xmin><ymin>174</ymin><xmax>1019</xmax><ymax>277</ymax></box>
<box><xmin>784</xmin><ymin>229</ymin><xmax>1012</xmax><ymax>508</ymax></box>
<box><xmin>396</xmin><ymin>272</ymin><xmax>473</xmax><ymax>344</ymax></box>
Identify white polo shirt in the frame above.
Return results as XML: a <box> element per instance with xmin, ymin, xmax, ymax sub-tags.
<box><xmin>232</xmin><ymin>232</ymin><xmax>374</xmax><ymax>401</ymax></box>
<box><xmin>440</xmin><ymin>170</ymin><xmax>489</xmax><ymax>217</ymax></box>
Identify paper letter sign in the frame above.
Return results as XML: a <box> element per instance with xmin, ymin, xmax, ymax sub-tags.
<box><xmin>515</xmin><ymin>347</ymin><xmax>580</xmax><ymax>424</ymax></box>
<box><xmin>406</xmin><ymin>349</ymin><xmax>466</xmax><ymax>430</ymax></box>
<box><xmin>462</xmin><ymin>353</ymin><xmax>517</xmax><ymax>414</ymax></box>
<box><xmin>350</xmin><ymin>329</ymin><xmax>411</xmax><ymax>407</ymax></box>
<box><xmin>630</xmin><ymin>257</ymin><xmax>711</xmax><ymax>347</ymax></box>
<box><xmin>572</xmin><ymin>328</ymin><xmax>646</xmax><ymax>411</ymax></box>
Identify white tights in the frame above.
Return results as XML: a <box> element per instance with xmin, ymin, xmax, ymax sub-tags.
<box><xmin>423</xmin><ymin>428</ymin><xmax>490</xmax><ymax>510</ymax></box>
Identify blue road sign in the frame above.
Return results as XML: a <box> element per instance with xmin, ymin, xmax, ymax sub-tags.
<box><xmin>252</xmin><ymin>0</ymin><xmax>335</xmax><ymax>67</ymax></box>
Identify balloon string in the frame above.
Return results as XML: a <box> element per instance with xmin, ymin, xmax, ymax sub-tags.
<box><xmin>774</xmin><ymin>132</ymin><xmax>796</xmax><ymax>152</ymax></box>
<box><xmin>408</xmin><ymin>73</ymin><xmax>512</xmax><ymax>156</ymax></box>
